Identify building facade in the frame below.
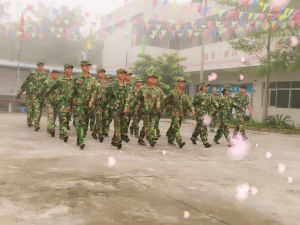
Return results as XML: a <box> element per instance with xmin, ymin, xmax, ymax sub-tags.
<box><xmin>99</xmin><ymin>0</ymin><xmax>300</xmax><ymax>125</ymax></box>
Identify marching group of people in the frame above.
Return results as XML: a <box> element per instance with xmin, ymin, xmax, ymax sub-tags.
<box><xmin>16</xmin><ymin>61</ymin><xmax>253</xmax><ymax>150</ymax></box>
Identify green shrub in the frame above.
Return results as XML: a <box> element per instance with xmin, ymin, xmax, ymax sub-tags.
<box><xmin>265</xmin><ymin>114</ymin><xmax>295</xmax><ymax>129</ymax></box>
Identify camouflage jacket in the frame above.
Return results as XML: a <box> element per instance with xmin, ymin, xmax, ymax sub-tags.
<box><xmin>138</xmin><ymin>85</ymin><xmax>163</xmax><ymax>114</ymax></box>
<box><xmin>93</xmin><ymin>79</ymin><xmax>108</xmax><ymax>107</ymax></box>
<box><xmin>232</xmin><ymin>93</ymin><xmax>250</xmax><ymax>113</ymax></box>
<box><xmin>72</xmin><ymin>74</ymin><xmax>97</xmax><ymax>107</ymax></box>
<box><xmin>193</xmin><ymin>91</ymin><xmax>214</xmax><ymax>117</ymax></box>
<box><xmin>210</xmin><ymin>93</ymin><xmax>222</xmax><ymax>112</ymax></box>
<box><xmin>17</xmin><ymin>69</ymin><xmax>48</xmax><ymax>98</ymax></box>
<box><xmin>43</xmin><ymin>77</ymin><xmax>60</xmax><ymax>106</ymax></box>
<box><xmin>104</xmin><ymin>81</ymin><xmax>129</xmax><ymax>112</ymax></box>
<box><xmin>218</xmin><ymin>95</ymin><xmax>233</xmax><ymax>121</ymax></box>
<box><xmin>164</xmin><ymin>89</ymin><xmax>193</xmax><ymax>117</ymax></box>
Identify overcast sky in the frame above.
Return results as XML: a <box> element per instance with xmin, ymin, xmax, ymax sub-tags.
<box><xmin>6</xmin><ymin>0</ymin><xmax>192</xmax><ymax>20</ymax></box>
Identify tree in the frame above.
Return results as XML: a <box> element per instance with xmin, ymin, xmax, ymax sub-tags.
<box><xmin>131</xmin><ymin>53</ymin><xmax>190</xmax><ymax>93</ymax></box>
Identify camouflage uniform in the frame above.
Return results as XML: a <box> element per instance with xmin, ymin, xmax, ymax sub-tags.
<box><xmin>42</xmin><ymin>74</ymin><xmax>60</xmax><ymax>136</ymax></box>
<box><xmin>129</xmin><ymin>80</ymin><xmax>143</xmax><ymax>137</ymax></box>
<box><xmin>121</xmin><ymin>81</ymin><xmax>134</xmax><ymax>141</ymax></box>
<box><xmin>232</xmin><ymin>91</ymin><xmax>250</xmax><ymax>140</ymax></box>
<box><xmin>17</xmin><ymin>67</ymin><xmax>48</xmax><ymax>130</ymax></box>
<box><xmin>164</xmin><ymin>77</ymin><xmax>193</xmax><ymax>148</ymax></box>
<box><xmin>191</xmin><ymin>82</ymin><xmax>213</xmax><ymax>148</ymax></box>
<box><xmin>209</xmin><ymin>91</ymin><xmax>222</xmax><ymax>132</ymax></box>
<box><xmin>154</xmin><ymin>86</ymin><xmax>166</xmax><ymax>138</ymax></box>
<box><xmin>214</xmin><ymin>86</ymin><xmax>233</xmax><ymax>144</ymax></box>
<box><xmin>92</xmin><ymin>78</ymin><xmax>108</xmax><ymax>142</ymax></box>
<box><xmin>103</xmin><ymin>75</ymin><xmax>113</xmax><ymax>135</ymax></box>
<box><xmin>104</xmin><ymin>69</ymin><xmax>129</xmax><ymax>148</ymax></box>
<box><xmin>138</xmin><ymin>76</ymin><xmax>163</xmax><ymax>147</ymax></box>
<box><xmin>16</xmin><ymin>71</ymin><xmax>34</xmax><ymax>127</ymax></box>
<box><xmin>72</xmin><ymin>61</ymin><xmax>97</xmax><ymax>148</ymax></box>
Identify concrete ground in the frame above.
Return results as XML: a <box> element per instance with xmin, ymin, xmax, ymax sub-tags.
<box><xmin>0</xmin><ymin>113</ymin><xmax>299</xmax><ymax>225</ymax></box>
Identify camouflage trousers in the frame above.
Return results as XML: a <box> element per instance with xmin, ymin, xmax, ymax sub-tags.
<box><xmin>191</xmin><ymin>116</ymin><xmax>209</xmax><ymax>145</ymax></box>
<box><xmin>46</xmin><ymin>103</ymin><xmax>58</xmax><ymax>132</ymax></box>
<box><xmin>58</xmin><ymin>105</ymin><xmax>71</xmax><ymax>139</ymax></box>
<box><xmin>214</xmin><ymin>120</ymin><xmax>231</xmax><ymax>142</ymax></box>
<box><xmin>73</xmin><ymin>105</ymin><xmax>89</xmax><ymax>145</ymax></box>
<box><xmin>209</xmin><ymin>111</ymin><xmax>220</xmax><ymax>130</ymax></box>
<box><xmin>139</xmin><ymin>113</ymin><xmax>158</xmax><ymax>142</ymax></box>
<box><xmin>234</xmin><ymin>112</ymin><xmax>246</xmax><ymax>136</ymax></box>
<box><xmin>93</xmin><ymin>106</ymin><xmax>106</xmax><ymax>138</ymax></box>
<box><xmin>32</xmin><ymin>95</ymin><xmax>43</xmax><ymax>129</ymax></box>
<box><xmin>122</xmin><ymin>112</ymin><xmax>131</xmax><ymax>137</ymax></box>
<box><xmin>166</xmin><ymin>115</ymin><xmax>183</xmax><ymax>144</ymax></box>
<box><xmin>85</xmin><ymin>107</ymin><xmax>95</xmax><ymax>132</ymax></box>
<box><xmin>111</xmin><ymin>111</ymin><xmax>126</xmax><ymax>144</ymax></box>
<box><xmin>103</xmin><ymin>109</ymin><xmax>112</xmax><ymax>135</ymax></box>
<box><xmin>25</xmin><ymin>97</ymin><xmax>34</xmax><ymax>126</ymax></box>
<box><xmin>154</xmin><ymin>113</ymin><xmax>161</xmax><ymax>136</ymax></box>
<box><xmin>130</xmin><ymin>110</ymin><xmax>142</xmax><ymax>136</ymax></box>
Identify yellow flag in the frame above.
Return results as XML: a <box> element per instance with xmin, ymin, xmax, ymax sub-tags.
<box><xmin>86</xmin><ymin>27</ymin><xmax>93</xmax><ymax>50</ymax></box>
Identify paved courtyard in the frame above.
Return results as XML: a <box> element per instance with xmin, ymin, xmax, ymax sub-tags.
<box><xmin>0</xmin><ymin>113</ymin><xmax>299</xmax><ymax>225</ymax></box>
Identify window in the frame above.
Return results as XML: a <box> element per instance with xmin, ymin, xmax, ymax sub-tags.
<box><xmin>290</xmin><ymin>90</ymin><xmax>300</xmax><ymax>109</ymax></box>
<box><xmin>268</xmin><ymin>81</ymin><xmax>300</xmax><ymax>109</ymax></box>
<box><xmin>276</xmin><ymin>90</ymin><xmax>289</xmax><ymax>108</ymax></box>
<box><xmin>269</xmin><ymin>90</ymin><xmax>276</xmax><ymax>107</ymax></box>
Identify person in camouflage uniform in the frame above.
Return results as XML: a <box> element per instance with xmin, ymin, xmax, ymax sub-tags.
<box><xmin>164</xmin><ymin>77</ymin><xmax>194</xmax><ymax>148</ymax></box>
<box><xmin>209</xmin><ymin>86</ymin><xmax>221</xmax><ymax>132</ymax></box>
<box><xmin>137</xmin><ymin>74</ymin><xmax>163</xmax><ymax>147</ymax></box>
<box><xmin>129</xmin><ymin>78</ymin><xmax>143</xmax><ymax>138</ymax></box>
<box><xmin>153</xmin><ymin>80</ymin><xmax>166</xmax><ymax>139</ymax></box>
<box><xmin>92</xmin><ymin>68</ymin><xmax>108</xmax><ymax>143</ymax></box>
<box><xmin>72</xmin><ymin>60</ymin><xmax>97</xmax><ymax>150</ymax></box>
<box><xmin>104</xmin><ymin>69</ymin><xmax>129</xmax><ymax>149</ymax></box>
<box><xmin>42</xmin><ymin>70</ymin><xmax>60</xmax><ymax>137</ymax></box>
<box><xmin>46</xmin><ymin>64</ymin><xmax>74</xmax><ymax>142</ymax></box>
<box><xmin>232</xmin><ymin>84</ymin><xmax>253</xmax><ymax>140</ymax></box>
<box><xmin>213</xmin><ymin>85</ymin><xmax>233</xmax><ymax>147</ymax></box>
<box><xmin>121</xmin><ymin>72</ymin><xmax>134</xmax><ymax>142</ymax></box>
<box><xmin>103</xmin><ymin>75</ymin><xmax>114</xmax><ymax>136</ymax></box>
<box><xmin>191</xmin><ymin>82</ymin><xmax>214</xmax><ymax>148</ymax></box>
<box><xmin>16</xmin><ymin>62</ymin><xmax>48</xmax><ymax>131</ymax></box>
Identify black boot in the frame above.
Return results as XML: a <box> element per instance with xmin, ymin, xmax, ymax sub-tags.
<box><xmin>204</xmin><ymin>143</ymin><xmax>212</xmax><ymax>148</ymax></box>
<box><xmin>63</xmin><ymin>136</ymin><xmax>68</xmax><ymax>143</ymax></box>
<box><xmin>178</xmin><ymin>142</ymin><xmax>186</xmax><ymax>148</ymax></box>
<box><xmin>91</xmin><ymin>132</ymin><xmax>98</xmax><ymax>140</ymax></box>
<box><xmin>99</xmin><ymin>136</ymin><xmax>104</xmax><ymax>143</ymax></box>
<box><xmin>80</xmin><ymin>143</ymin><xmax>85</xmax><ymax>150</ymax></box>
<box><xmin>191</xmin><ymin>137</ymin><xmax>197</xmax><ymax>145</ymax></box>
<box><xmin>138</xmin><ymin>139</ymin><xmax>146</xmax><ymax>146</ymax></box>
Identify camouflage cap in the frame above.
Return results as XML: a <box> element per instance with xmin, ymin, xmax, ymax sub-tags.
<box><xmin>240</xmin><ymin>84</ymin><xmax>247</xmax><ymax>89</ymax></box>
<box><xmin>175</xmin><ymin>77</ymin><xmax>186</xmax><ymax>82</ymax></box>
<box><xmin>146</xmin><ymin>73</ymin><xmax>158</xmax><ymax>79</ymax></box>
<box><xmin>116</xmin><ymin>68</ymin><xmax>127</xmax><ymax>74</ymax></box>
<box><xmin>51</xmin><ymin>70</ymin><xmax>59</xmax><ymax>73</ymax></box>
<box><xmin>135</xmin><ymin>79</ymin><xmax>143</xmax><ymax>83</ymax></box>
<box><xmin>64</xmin><ymin>64</ymin><xmax>74</xmax><ymax>69</ymax></box>
<box><xmin>37</xmin><ymin>62</ymin><xmax>44</xmax><ymax>66</ymax></box>
<box><xmin>81</xmin><ymin>60</ymin><xmax>92</xmax><ymax>66</ymax></box>
<box><xmin>199</xmin><ymin>81</ymin><xmax>209</xmax><ymax>89</ymax></box>
<box><xmin>126</xmin><ymin>71</ymin><xmax>133</xmax><ymax>75</ymax></box>
<box><xmin>223</xmin><ymin>84</ymin><xmax>232</xmax><ymax>91</ymax></box>
<box><xmin>106</xmin><ymin>75</ymin><xmax>113</xmax><ymax>79</ymax></box>
<box><xmin>97</xmin><ymin>68</ymin><xmax>106</xmax><ymax>73</ymax></box>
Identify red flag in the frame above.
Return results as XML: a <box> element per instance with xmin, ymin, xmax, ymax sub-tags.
<box><xmin>19</xmin><ymin>13</ymin><xmax>25</xmax><ymax>41</ymax></box>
